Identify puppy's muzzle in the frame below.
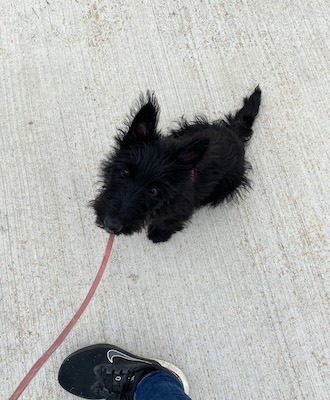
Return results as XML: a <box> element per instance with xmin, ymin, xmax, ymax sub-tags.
<box><xmin>104</xmin><ymin>216</ymin><xmax>123</xmax><ymax>234</ymax></box>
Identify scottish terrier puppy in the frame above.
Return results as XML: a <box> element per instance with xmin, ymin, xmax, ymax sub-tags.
<box><xmin>91</xmin><ymin>87</ymin><xmax>261</xmax><ymax>243</ymax></box>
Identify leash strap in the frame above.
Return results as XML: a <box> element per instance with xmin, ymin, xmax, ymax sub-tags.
<box><xmin>9</xmin><ymin>234</ymin><xmax>115</xmax><ymax>400</ymax></box>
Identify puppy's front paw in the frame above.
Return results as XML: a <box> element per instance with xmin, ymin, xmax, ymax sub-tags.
<box><xmin>148</xmin><ymin>226</ymin><xmax>173</xmax><ymax>243</ymax></box>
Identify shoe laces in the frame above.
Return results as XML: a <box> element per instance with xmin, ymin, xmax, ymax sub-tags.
<box><xmin>91</xmin><ymin>364</ymin><xmax>139</xmax><ymax>400</ymax></box>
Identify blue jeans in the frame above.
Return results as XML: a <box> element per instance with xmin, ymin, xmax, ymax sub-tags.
<box><xmin>135</xmin><ymin>371</ymin><xmax>192</xmax><ymax>400</ymax></box>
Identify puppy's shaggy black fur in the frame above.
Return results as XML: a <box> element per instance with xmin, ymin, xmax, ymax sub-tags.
<box><xmin>91</xmin><ymin>87</ymin><xmax>261</xmax><ymax>243</ymax></box>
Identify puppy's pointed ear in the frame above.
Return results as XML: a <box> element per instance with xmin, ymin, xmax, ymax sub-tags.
<box><xmin>177</xmin><ymin>137</ymin><xmax>209</xmax><ymax>165</ymax></box>
<box><xmin>129</xmin><ymin>91</ymin><xmax>159</xmax><ymax>140</ymax></box>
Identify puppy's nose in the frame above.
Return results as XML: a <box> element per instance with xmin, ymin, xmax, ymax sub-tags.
<box><xmin>104</xmin><ymin>216</ymin><xmax>123</xmax><ymax>233</ymax></box>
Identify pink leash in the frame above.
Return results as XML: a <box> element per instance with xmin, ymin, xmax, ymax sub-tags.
<box><xmin>9</xmin><ymin>234</ymin><xmax>115</xmax><ymax>400</ymax></box>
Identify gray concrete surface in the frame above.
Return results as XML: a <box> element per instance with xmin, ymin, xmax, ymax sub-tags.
<box><xmin>1</xmin><ymin>1</ymin><xmax>329</xmax><ymax>399</ymax></box>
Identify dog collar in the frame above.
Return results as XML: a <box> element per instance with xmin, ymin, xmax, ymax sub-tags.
<box><xmin>191</xmin><ymin>169</ymin><xmax>195</xmax><ymax>182</ymax></box>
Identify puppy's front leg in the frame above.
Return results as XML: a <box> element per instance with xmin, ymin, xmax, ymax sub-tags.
<box><xmin>148</xmin><ymin>205</ymin><xmax>193</xmax><ymax>243</ymax></box>
<box><xmin>147</xmin><ymin>225</ymin><xmax>176</xmax><ymax>243</ymax></box>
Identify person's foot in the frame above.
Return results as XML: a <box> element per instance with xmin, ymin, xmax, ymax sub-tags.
<box><xmin>58</xmin><ymin>344</ymin><xmax>189</xmax><ymax>399</ymax></box>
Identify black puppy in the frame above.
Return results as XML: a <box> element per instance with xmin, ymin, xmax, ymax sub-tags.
<box><xmin>92</xmin><ymin>87</ymin><xmax>261</xmax><ymax>243</ymax></box>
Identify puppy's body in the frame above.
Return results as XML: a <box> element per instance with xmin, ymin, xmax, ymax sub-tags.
<box><xmin>92</xmin><ymin>88</ymin><xmax>261</xmax><ymax>243</ymax></box>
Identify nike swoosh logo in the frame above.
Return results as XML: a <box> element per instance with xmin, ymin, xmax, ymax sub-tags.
<box><xmin>107</xmin><ymin>349</ymin><xmax>152</xmax><ymax>365</ymax></box>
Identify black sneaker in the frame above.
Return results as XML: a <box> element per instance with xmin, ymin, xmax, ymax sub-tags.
<box><xmin>58</xmin><ymin>344</ymin><xmax>189</xmax><ymax>399</ymax></box>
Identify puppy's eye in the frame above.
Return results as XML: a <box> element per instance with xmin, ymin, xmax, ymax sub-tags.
<box><xmin>121</xmin><ymin>169</ymin><xmax>129</xmax><ymax>177</ymax></box>
<box><xmin>150</xmin><ymin>188</ymin><xmax>159</xmax><ymax>197</ymax></box>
